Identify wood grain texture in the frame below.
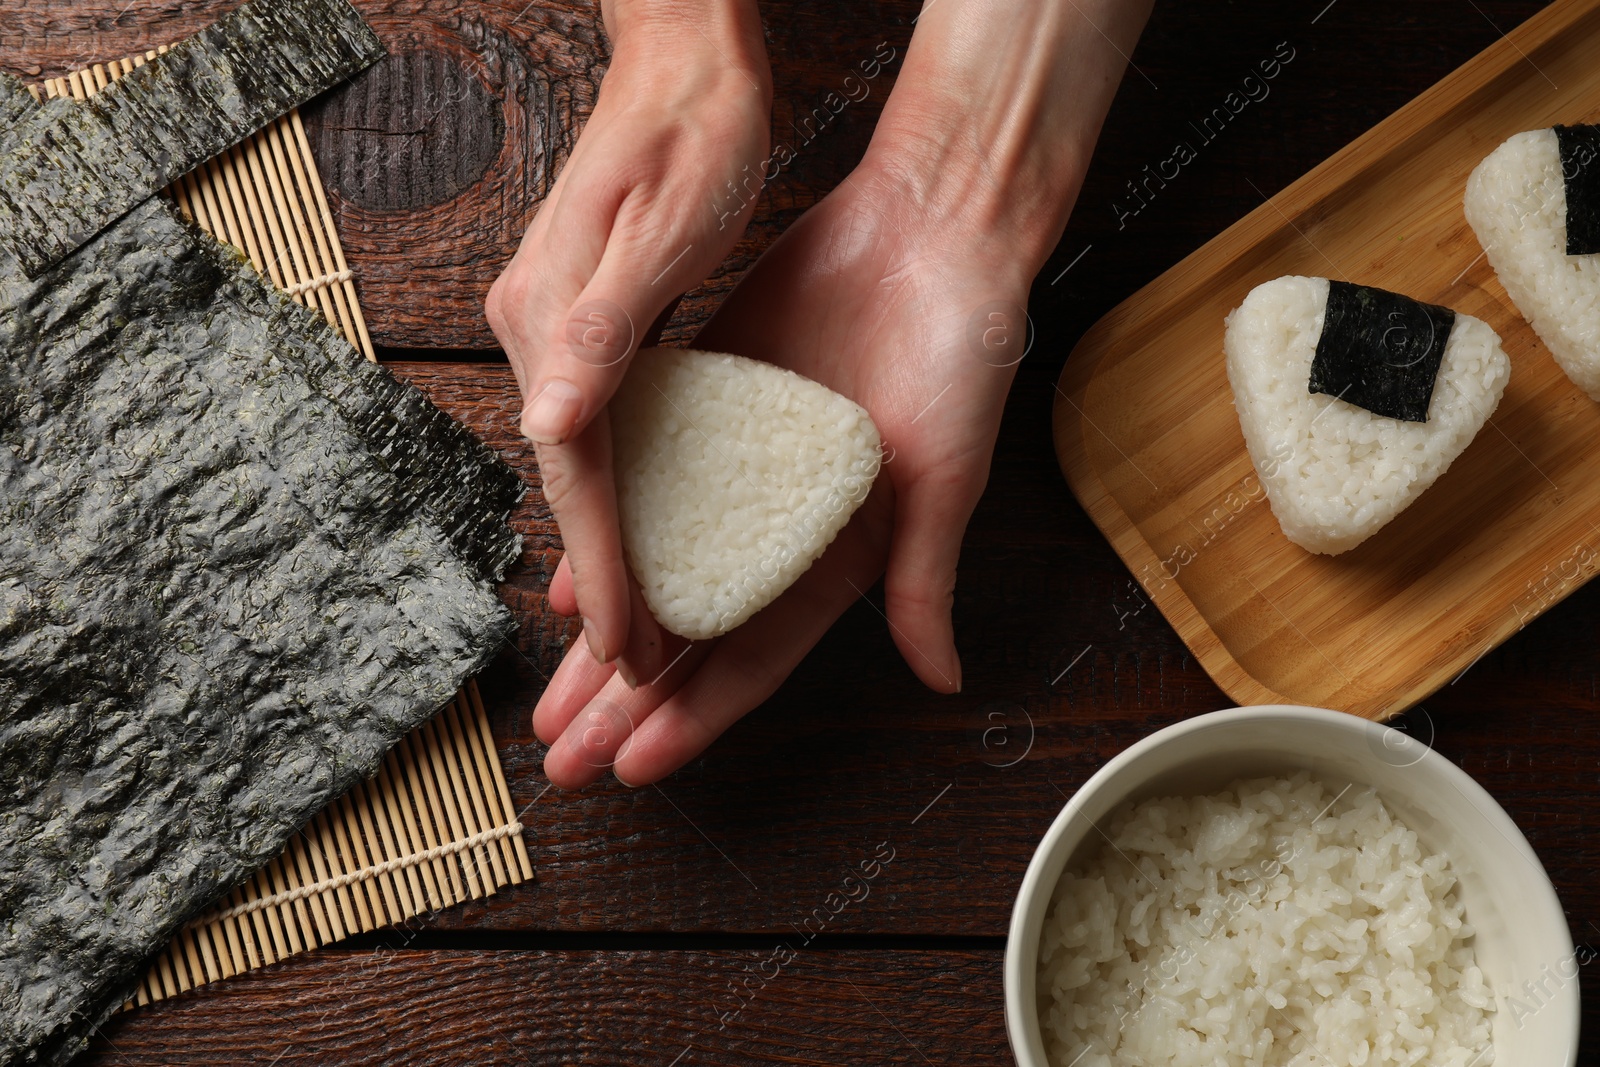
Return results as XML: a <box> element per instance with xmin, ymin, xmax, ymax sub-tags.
<box><xmin>1056</xmin><ymin>0</ymin><xmax>1600</xmax><ymax>718</ymax></box>
<box><xmin>8</xmin><ymin>0</ymin><xmax>1600</xmax><ymax>1062</ymax></box>
<box><xmin>301</xmin><ymin>0</ymin><xmax>608</xmax><ymax>347</ymax></box>
<box><xmin>79</xmin><ymin>949</ymin><xmax>1006</xmax><ymax>1065</ymax></box>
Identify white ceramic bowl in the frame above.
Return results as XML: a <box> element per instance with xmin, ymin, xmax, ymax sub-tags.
<box><xmin>1005</xmin><ymin>705</ymin><xmax>1578</xmax><ymax>1067</ymax></box>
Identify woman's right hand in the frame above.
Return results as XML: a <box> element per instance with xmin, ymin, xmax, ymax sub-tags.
<box><xmin>485</xmin><ymin>0</ymin><xmax>771</xmax><ymax>686</ymax></box>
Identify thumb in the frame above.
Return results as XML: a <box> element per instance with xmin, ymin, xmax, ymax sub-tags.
<box><xmin>520</xmin><ymin>224</ymin><xmax>717</xmax><ymax>446</ymax></box>
<box><xmin>882</xmin><ymin>466</ymin><xmax>985</xmax><ymax>694</ymax></box>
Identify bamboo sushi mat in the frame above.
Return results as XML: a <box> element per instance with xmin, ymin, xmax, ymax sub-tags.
<box><xmin>30</xmin><ymin>53</ymin><xmax>533</xmax><ymax>1008</ymax></box>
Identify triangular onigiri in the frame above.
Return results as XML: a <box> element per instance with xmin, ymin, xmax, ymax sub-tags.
<box><xmin>611</xmin><ymin>348</ymin><xmax>882</xmax><ymax>639</ymax></box>
<box><xmin>1465</xmin><ymin>127</ymin><xmax>1600</xmax><ymax>398</ymax></box>
<box><xmin>1225</xmin><ymin>276</ymin><xmax>1510</xmax><ymax>554</ymax></box>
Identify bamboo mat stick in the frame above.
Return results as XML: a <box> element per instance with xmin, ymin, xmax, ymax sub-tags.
<box><xmin>27</xmin><ymin>55</ymin><xmax>532</xmax><ymax>1009</ymax></box>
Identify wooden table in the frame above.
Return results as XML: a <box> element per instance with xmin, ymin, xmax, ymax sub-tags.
<box><xmin>5</xmin><ymin>0</ymin><xmax>1597</xmax><ymax>1062</ymax></box>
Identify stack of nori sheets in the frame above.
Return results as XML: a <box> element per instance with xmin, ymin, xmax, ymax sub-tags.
<box><xmin>0</xmin><ymin>6</ymin><xmax>523</xmax><ymax>1064</ymax></box>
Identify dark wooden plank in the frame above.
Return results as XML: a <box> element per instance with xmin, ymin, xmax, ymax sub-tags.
<box><xmin>78</xmin><ymin>949</ymin><xmax>1005</xmax><ymax>1065</ymax></box>
<box><xmin>390</xmin><ymin>364</ymin><xmax>1600</xmax><ymax>960</ymax></box>
<box><xmin>299</xmin><ymin>0</ymin><xmax>610</xmax><ymax>349</ymax></box>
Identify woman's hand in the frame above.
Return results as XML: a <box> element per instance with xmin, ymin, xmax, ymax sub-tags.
<box><xmin>531</xmin><ymin>0</ymin><xmax>1153</xmax><ymax>789</ymax></box>
<box><xmin>486</xmin><ymin>0</ymin><xmax>770</xmax><ymax>686</ymax></box>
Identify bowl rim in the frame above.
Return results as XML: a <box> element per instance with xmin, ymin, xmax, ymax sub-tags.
<box><xmin>1003</xmin><ymin>703</ymin><xmax>1579</xmax><ymax>1066</ymax></box>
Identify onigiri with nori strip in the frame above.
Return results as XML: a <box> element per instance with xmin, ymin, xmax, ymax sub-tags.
<box><xmin>611</xmin><ymin>348</ymin><xmax>881</xmax><ymax>640</ymax></box>
<box><xmin>1465</xmin><ymin>125</ymin><xmax>1600</xmax><ymax>398</ymax></box>
<box><xmin>1226</xmin><ymin>276</ymin><xmax>1509</xmax><ymax>555</ymax></box>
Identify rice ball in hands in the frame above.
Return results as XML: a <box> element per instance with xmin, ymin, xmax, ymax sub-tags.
<box><xmin>1225</xmin><ymin>276</ymin><xmax>1510</xmax><ymax>554</ymax></box>
<box><xmin>1465</xmin><ymin>124</ymin><xmax>1600</xmax><ymax>398</ymax></box>
<box><xmin>610</xmin><ymin>348</ymin><xmax>882</xmax><ymax>640</ymax></box>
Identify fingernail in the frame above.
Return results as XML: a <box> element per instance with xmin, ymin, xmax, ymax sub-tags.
<box><xmin>582</xmin><ymin>616</ymin><xmax>609</xmax><ymax>663</ymax></box>
<box><xmin>617</xmin><ymin>660</ymin><xmax>639</xmax><ymax>689</ymax></box>
<box><xmin>523</xmin><ymin>379</ymin><xmax>583</xmax><ymax>444</ymax></box>
<box><xmin>614</xmin><ymin>768</ymin><xmax>639</xmax><ymax>789</ymax></box>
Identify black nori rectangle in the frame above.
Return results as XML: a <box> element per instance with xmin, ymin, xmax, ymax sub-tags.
<box><xmin>0</xmin><ymin>0</ymin><xmax>384</xmax><ymax>277</ymax></box>
<box><xmin>0</xmin><ymin>82</ymin><xmax>521</xmax><ymax>1067</ymax></box>
<box><xmin>1555</xmin><ymin>123</ymin><xmax>1600</xmax><ymax>256</ymax></box>
<box><xmin>1307</xmin><ymin>280</ymin><xmax>1456</xmax><ymax>423</ymax></box>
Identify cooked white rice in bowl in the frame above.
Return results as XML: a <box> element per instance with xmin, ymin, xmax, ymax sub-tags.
<box><xmin>1036</xmin><ymin>773</ymin><xmax>1494</xmax><ymax>1067</ymax></box>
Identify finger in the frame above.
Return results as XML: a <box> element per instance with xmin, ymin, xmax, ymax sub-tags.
<box><xmin>532</xmin><ymin>634</ymin><xmax>617</xmax><ymax>746</ymax></box>
<box><xmin>882</xmin><ymin>467</ymin><xmax>985</xmax><ymax>694</ymax></box>
<box><xmin>548</xmin><ymin>539</ymin><xmax>670</xmax><ymax>687</ymax></box>
<box><xmin>548</xmin><ymin>554</ymin><xmax>578</xmax><ymax>617</ymax></box>
<box><xmin>534</xmin><ymin>409</ymin><xmax>628</xmax><ymax>664</ymax></box>
<box><xmin>551</xmin><ymin>536</ymin><xmax>669</xmax><ymax>688</ymax></box>
<box><xmin>615</xmin><ymin>574</ymin><xmax>667</xmax><ymax>689</ymax></box>
<box><xmin>491</xmin><ymin>175</ymin><xmax>618</xmax><ymax>403</ymax></box>
<box><xmin>544</xmin><ymin>673</ymin><xmax>637</xmax><ymax>790</ymax></box>
<box><xmin>612</xmin><ymin>495</ymin><xmax>892</xmax><ymax>786</ymax></box>
<box><xmin>521</xmin><ymin>203</ymin><xmax>713</xmax><ymax>447</ymax></box>
<box><xmin>545</xmin><ymin>636</ymin><xmax>709</xmax><ymax>790</ymax></box>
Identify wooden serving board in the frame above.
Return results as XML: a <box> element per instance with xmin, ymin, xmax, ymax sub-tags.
<box><xmin>1054</xmin><ymin>0</ymin><xmax>1600</xmax><ymax>719</ymax></box>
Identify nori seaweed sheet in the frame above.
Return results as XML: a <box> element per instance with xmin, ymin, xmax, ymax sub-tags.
<box><xmin>0</xmin><ymin>38</ymin><xmax>523</xmax><ymax>578</ymax></box>
<box><xmin>1307</xmin><ymin>280</ymin><xmax>1456</xmax><ymax>423</ymax></box>
<box><xmin>0</xmin><ymin>38</ymin><xmax>520</xmax><ymax>582</ymax></box>
<box><xmin>1555</xmin><ymin>123</ymin><xmax>1600</xmax><ymax>256</ymax></box>
<box><xmin>0</xmin><ymin>84</ymin><xmax>520</xmax><ymax>1067</ymax></box>
<box><xmin>0</xmin><ymin>0</ymin><xmax>384</xmax><ymax>277</ymax></box>
<box><xmin>0</xmin><ymin>72</ymin><xmax>34</xmax><ymax>136</ymax></box>
<box><xmin>276</xmin><ymin>330</ymin><xmax>526</xmax><ymax>581</ymax></box>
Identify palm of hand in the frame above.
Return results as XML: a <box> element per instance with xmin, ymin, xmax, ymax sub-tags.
<box><xmin>704</xmin><ymin>168</ymin><xmax>1026</xmax><ymax>490</ymax></box>
<box><xmin>535</xmin><ymin>167</ymin><xmax>1032</xmax><ymax>788</ymax></box>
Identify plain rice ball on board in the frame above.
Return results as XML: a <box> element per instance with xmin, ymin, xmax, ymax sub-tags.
<box><xmin>1465</xmin><ymin>127</ymin><xmax>1600</xmax><ymax>398</ymax></box>
<box><xmin>1225</xmin><ymin>276</ymin><xmax>1510</xmax><ymax>554</ymax></box>
<box><xmin>610</xmin><ymin>348</ymin><xmax>882</xmax><ymax>640</ymax></box>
